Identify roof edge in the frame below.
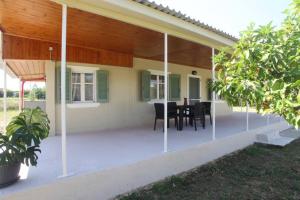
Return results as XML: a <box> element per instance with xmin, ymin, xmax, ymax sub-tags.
<box><xmin>132</xmin><ymin>0</ymin><xmax>238</xmax><ymax>42</ymax></box>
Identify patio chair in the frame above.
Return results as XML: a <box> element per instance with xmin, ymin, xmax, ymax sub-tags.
<box><xmin>168</xmin><ymin>102</ymin><xmax>179</xmax><ymax>130</ymax></box>
<box><xmin>153</xmin><ymin>103</ymin><xmax>178</xmax><ymax>131</ymax></box>
<box><xmin>202</xmin><ymin>102</ymin><xmax>212</xmax><ymax>125</ymax></box>
<box><xmin>191</xmin><ymin>102</ymin><xmax>205</xmax><ymax>131</ymax></box>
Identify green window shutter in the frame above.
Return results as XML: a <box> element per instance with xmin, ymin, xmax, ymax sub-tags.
<box><xmin>96</xmin><ymin>70</ymin><xmax>109</xmax><ymax>103</ymax></box>
<box><xmin>55</xmin><ymin>66</ymin><xmax>71</xmax><ymax>104</ymax></box>
<box><xmin>207</xmin><ymin>79</ymin><xmax>212</xmax><ymax>100</ymax></box>
<box><xmin>169</xmin><ymin>74</ymin><xmax>181</xmax><ymax>101</ymax></box>
<box><xmin>140</xmin><ymin>70</ymin><xmax>151</xmax><ymax>102</ymax></box>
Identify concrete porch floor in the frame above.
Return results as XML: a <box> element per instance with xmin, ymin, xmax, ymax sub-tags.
<box><xmin>0</xmin><ymin>112</ymin><xmax>283</xmax><ymax>196</ymax></box>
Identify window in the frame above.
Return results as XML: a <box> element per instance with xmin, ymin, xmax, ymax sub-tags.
<box><xmin>150</xmin><ymin>74</ymin><xmax>165</xmax><ymax>100</ymax></box>
<box><xmin>71</xmin><ymin>71</ymin><xmax>96</xmax><ymax>103</ymax></box>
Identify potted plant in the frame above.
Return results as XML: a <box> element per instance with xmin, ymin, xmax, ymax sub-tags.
<box><xmin>0</xmin><ymin>107</ymin><xmax>50</xmax><ymax>187</ymax></box>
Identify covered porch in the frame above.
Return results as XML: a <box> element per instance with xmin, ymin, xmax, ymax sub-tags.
<box><xmin>1</xmin><ymin>112</ymin><xmax>285</xmax><ymax>197</ymax></box>
<box><xmin>0</xmin><ymin>0</ymin><xmax>288</xmax><ymax>199</ymax></box>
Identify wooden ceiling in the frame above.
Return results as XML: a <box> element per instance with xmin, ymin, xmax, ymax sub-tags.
<box><xmin>0</xmin><ymin>0</ymin><xmax>213</xmax><ymax>75</ymax></box>
<box><xmin>6</xmin><ymin>60</ymin><xmax>46</xmax><ymax>81</ymax></box>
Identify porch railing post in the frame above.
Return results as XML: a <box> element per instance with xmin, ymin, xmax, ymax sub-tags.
<box><xmin>246</xmin><ymin>102</ymin><xmax>249</xmax><ymax>131</ymax></box>
<box><xmin>21</xmin><ymin>81</ymin><xmax>25</xmax><ymax>109</ymax></box>
<box><xmin>163</xmin><ymin>33</ymin><xmax>168</xmax><ymax>153</ymax></box>
<box><xmin>212</xmin><ymin>48</ymin><xmax>216</xmax><ymax>140</ymax></box>
<box><xmin>3</xmin><ymin>61</ymin><xmax>7</xmax><ymax>132</ymax></box>
<box><xmin>19</xmin><ymin>80</ymin><xmax>22</xmax><ymax>112</ymax></box>
<box><xmin>61</xmin><ymin>3</ymin><xmax>68</xmax><ymax>177</ymax></box>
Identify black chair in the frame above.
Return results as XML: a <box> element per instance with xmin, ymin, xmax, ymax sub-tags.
<box><xmin>191</xmin><ymin>102</ymin><xmax>205</xmax><ymax>131</ymax></box>
<box><xmin>168</xmin><ymin>102</ymin><xmax>178</xmax><ymax>117</ymax></box>
<box><xmin>168</xmin><ymin>102</ymin><xmax>179</xmax><ymax>129</ymax></box>
<box><xmin>153</xmin><ymin>103</ymin><xmax>178</xmax><ymax>131</ymax></box>
<box><xmin>202</xmin><ymin>102</ymin><xmax>212</xmax><ymax>125</ymax></box>
<box><xmin>187</xmin><ymin>99</ymin><xmax>200</xmax><ymax>126</ymax></box>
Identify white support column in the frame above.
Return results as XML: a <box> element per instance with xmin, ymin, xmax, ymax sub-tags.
<box><xmin>18</xmin><ymin>80</ymin><xmax>22</xmax><ymax>113</ymax></box>
<box><xmin>246</xmin><ymin>102</ymin><xmax>249</xmax><ymax>131</ymax></box>
<box><xmin>163</xmin><ymin>33</ymin><xmax>168</xmax><ymax>153</ymax></box>
<box><xmin>211</xmin><ymin>48</ymin><xmax>216</xmax><ymax>140</ymax></box>
<box><xmin>61</xmin><ymin>4</ymin><xmax>68</xmax><ymax>177</ymax></box>
<box><xmin>240</xmin><ymin>100</ymin><xmax>243</xmax><ymax>112</ymax></box>
<box><xmin>3</xmin><ymin>61</ymin><xmax>7</xmax><ymax>131</ymax></box>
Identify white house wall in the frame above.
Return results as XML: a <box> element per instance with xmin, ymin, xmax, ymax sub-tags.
<box><xmin>53</xmin><ymin>58</ymin><xmax>232</xmax><ymax>134</ymax></box>
<box><xmin>45</xmin><ymin>61</ymin><xmax>56</xmax><ymax>136</ymax></box>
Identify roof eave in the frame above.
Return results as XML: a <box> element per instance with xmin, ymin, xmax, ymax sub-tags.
<box><xmin>52</xmin><ymin>0</ymin><xmax>237</xmax><ymax>50</ymax></box>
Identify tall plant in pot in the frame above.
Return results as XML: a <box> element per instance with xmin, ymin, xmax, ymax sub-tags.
<box><xmin>0</xmin><ymin>107</ymin><xmax>50</xmax><ymax>187</ymax></box>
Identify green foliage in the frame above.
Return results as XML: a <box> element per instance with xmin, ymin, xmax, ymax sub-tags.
<box><xmin>213</xmin><ymin>0</ymin><xmax>300</xmax><ymax>128</ymax></box>
<box><xmin>0</xmin><ymin>89</ymin><xmax>19</xmax><ymax>98</ymax></box>
<box><xmin>29</xmin><ymin>86</ymin><xmax>46</xmax><ymax>100</ymax></box>
<box><xmin>0</xmin><ymin>134</ymin><xmax>24</xmax><ymax>166</ymax></box>
<box><xmin>0</xmin><ymin>107</ymin><xmax>50</xmax><ymax>166</ymax></box>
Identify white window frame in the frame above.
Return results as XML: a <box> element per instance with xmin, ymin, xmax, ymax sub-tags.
<box><xmin>148</xmin><ymin>69</ymin><xmax>170</xmax><ymax>103</ymax></box>
<box><xmin>187</xmin><ymin>74</ymin><xmax>202</xmax><ymax>101</ymax></box>
<box><xmin>67</xmin><ymin>65</ymin><xmax>99</xmax><ymax>108</ymax></box>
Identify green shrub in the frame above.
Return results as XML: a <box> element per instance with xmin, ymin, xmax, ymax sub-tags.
<box><xmin>0</xmin><ymin>107</ymin><xmax>50</xmax><ymax>166</ymax></box>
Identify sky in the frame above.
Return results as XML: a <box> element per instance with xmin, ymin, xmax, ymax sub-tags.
<box><xmin>153</xmin><ymin>0</ymin><xmax>291</xmax><ymax>37</ymax></box>
<box><xmin>0</xmin><ymin>0</ymin><xmax>291</xmax><ymax>90</ymax></box>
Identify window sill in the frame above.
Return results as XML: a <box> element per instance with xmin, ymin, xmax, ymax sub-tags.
<box><xmin>201</xmin><ymin>100</ymin><xmax>226</xmax><ymax>103</ymax></box>
<box><xmin>147</xmin><ymin>99</ymin><xmax>164</xmax><ymax>104</ymax></box>
<box><xmin>147</xmin><ymin>99</ymin><xmax>181</xmax><ymax>104</ymax></box>
<box><xmin>67</xmin><ymin>102</ymin><xmax>100</xmax><ymax>108</ymax></box>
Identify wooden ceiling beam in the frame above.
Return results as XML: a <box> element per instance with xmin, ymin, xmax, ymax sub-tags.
<box><xmin>3</xmin><ymin>34</ymin><xmax>133</xmax><ymax>68</ymax></box>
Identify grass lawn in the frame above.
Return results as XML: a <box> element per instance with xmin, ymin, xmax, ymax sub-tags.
<box><xmin>0</xmin><ymin>97</ymin><xmax>20</xmax><ymax>110</ymax></box>
<box><xmin>118</xmin><ymin>139</ymin><xmax>300</xmax><ymax>200</ymax></box>
<box><xmin>0</xmin><ymin>109</ymin><xmax>20</xmax><ymax>132</ymax></box>
<box><xmin>0</xmin><ymin>109</ymin><xmax>20</xmax><ymax>121</ymax></box>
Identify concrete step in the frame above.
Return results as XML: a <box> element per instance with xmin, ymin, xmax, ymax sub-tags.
<box><xmin>256</xmin><ymin>129</ymin><xmax>296</xmax><ymax>147</ymax></box>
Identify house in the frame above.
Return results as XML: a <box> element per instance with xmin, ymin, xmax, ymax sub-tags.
<box><xmin>0</xmin><ymin>0</ymin><xmax>288</xmax><ymax>199</ymax></box>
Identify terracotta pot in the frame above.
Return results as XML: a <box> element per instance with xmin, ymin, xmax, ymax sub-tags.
<box><xmin>0</xmin><ymin>162</ymin><xmax>21</xmax><ymax>188</ymax></box>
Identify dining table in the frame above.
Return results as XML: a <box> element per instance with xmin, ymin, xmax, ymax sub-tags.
<box><xmin>176</xmin><ymin>105</ymin><xmax>195</xmax><ymax>131</ymax></box>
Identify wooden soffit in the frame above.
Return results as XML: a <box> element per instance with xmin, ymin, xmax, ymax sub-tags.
<box><xmin>0</xmin><ymin>0</ymin><xmax>212</xmax><ymax>69</ymax></box>
<box><xmin>6</xmin><ymin>60</ymin><xmax>46</xmax><ymax>81</ymax></box>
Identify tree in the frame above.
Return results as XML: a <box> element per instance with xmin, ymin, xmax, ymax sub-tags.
<box><xmin>213</xmin><ymin>0</ymin><xmax>300</xmax><ymax>128</ymax></box>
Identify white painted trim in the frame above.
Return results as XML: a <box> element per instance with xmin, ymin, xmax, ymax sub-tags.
<box><xmin>148</xmin><ymin>69</ymin><xmax>171</xmax><ymax>101</ymax></box>
<box><xmin>71</xmin><ymin>70</ymin><xmax>96</xmax><ymax>103</ymax></box>
<box><xmin>163</xmin><ymin>33</ymin><xmax>168</xmax><ymax>153</ymax></box>
<box><xmin>3</xmin><ymin>61</ymin><xmax>7</xmax><ymax>131</ymax></box>
<box><xmin>148</xmin><ymin>99</ymin><xmax>183</xmax><ymax>104</ymax></box>
<box><xmin>19</xmin><ymin>79</ymin><xmax>22</xmax><ymax>112</ymax></box>
<box><xmin>60</xmin><ymin>4</ymin><xmax>68</xmax><ymax>177</ymax></box>
<box><xmin>246</xmin><ymin>102</ymin><xmax>249</xmax><ymax>132</ymax></box>
<box><xmin>201</xmin><ymin>100</ymin><xmax>225</xmax><ymax>103</ymax></box>
<box><xmin>67</xmin><ymin>103</ymin><xmax>100</xmax><ymax>108</ymax></box>
<box><xmin>186</xmin><ymin>74</ymin><xmax>202</xmax><ymax>101</ymax></box>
